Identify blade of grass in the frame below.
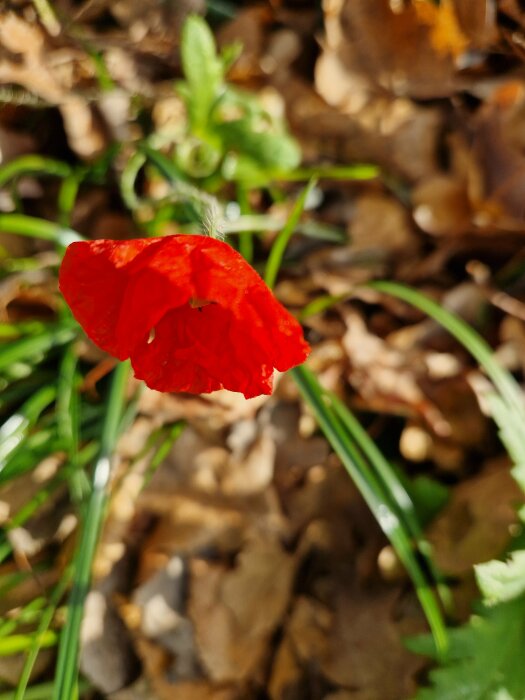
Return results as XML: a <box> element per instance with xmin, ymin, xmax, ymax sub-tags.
<box><xmin>0</xmin><ymin>442</ymin><xmax>99</xmax><ymax>564</ymax></box>
<box><xmin>328</xmin><ymin>392</ymin><xmax>452</xmax><ymax>611</ymax></box>
<box><xmin>0</xmin><ymin>681</ymin><xmax>88</xmax><ymax>700</ymax></box>
<box><xmin>0</xmin><ymin>373</ymin><xmax>55</xmax><ymax>412</ymax></box>
<box><xmin>58</xmin><ymin>172</ymin><xmax>84</xmax><ymax>228</ymax></box>
<box><xmin>0</xmin><ymin>156</ymin><xmax>71</xmax><ymax>188</ymax></box>
<box><xmin>236</xmin><ymin>184</ymin><xmax>254</xmax><ymax>262</ymax></box>
<box><xmin>264</xmin><ymin>178</ymin><xmax>316</xmax><ymax>289</ymax></box>
<box><xmin>265</xmin><ymin>185</ymin><xmax>446</xmax><ymax>643</ymax></box>
<box><xmin>0</xmin><ymin>385</ymin><xmax>56</xmax><ymax>468</ymax></box>
<box><xmin>206</xmin><ymin>0</ymin><xmax>237</xmax><ymax>19</ymax></box>
<box><xmin>56</xmin><ymin>347</ymin><xmax>88</xmax><ymax>503</ymax></box>
<box><xmin>52</xmin><ymin>361</ymin><xmax>130</xmax><ymax>700</ymax></box>
<box><xmin>299</xmin><ymin>293</ymin><xmax>347</xmax><ymax>321</ymax></box>
<box><xmin>292</xmin><ymin>365</ymin><xmax>448</xmax><ymax>656</ymax></box>
<box><xmin>15</xmin><ymin>569</ymin><xmax>73</xmax><ymax>700</ymax></box>
<box><xmin>0</xmin><ymin>599</ymin><xmax>46</xmax><ymax>637</ymax></box>
<box><xmin>0</xmin><ymin>214</ymin><xmax>82</xmax><ymax>247</ymax></box>
<box><xmin>0</xmin><ymin>631</ymin><xmax>57</xmax><ymax>655</ymax></box>
<box><xmin>274</xmin><ymin>164</ymin><xmax>379</xmax><ymax>181</ymax></box>
<box><xmin>120</xmin><ymin>151</ymin><xmax>146</xmax><ymax>211</ymax></box>
<box><xmin>0</xmin><ymin>321</ymin><xmax>50</xmax><ymax>340</ymax></box>
<box><xmin>0</xmin><ymin>431</ymin><xmax>65</xmax><ymax>486</ymax></box>
<box><xmin>143</xmin><ymin>421</ymin><xmax>185</xmax><ymax>486</ymax></box>
<box><xmin>0</xmin><ymin>323</ymin><xmax>77</xmax><ymax>372</ymax></box>
<box><xmin>30</xmin><ymin>0</ymin><xmax>60</xmax><ymax>35</ymax></box>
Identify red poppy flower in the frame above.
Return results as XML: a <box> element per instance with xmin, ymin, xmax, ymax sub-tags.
<box><xmin>59</xmin><ymin>234</ymin><xmax>310</xmax><ymax>398</ymax></box>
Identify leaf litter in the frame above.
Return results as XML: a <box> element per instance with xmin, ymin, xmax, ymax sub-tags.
<box><xmin>1</xmin><ymin>0</ymin><xmax>525</xmax><ymax>698</ymax></box>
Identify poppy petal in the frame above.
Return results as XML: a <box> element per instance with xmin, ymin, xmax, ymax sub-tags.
<box><xmin>131</xmin><ymin>302</ymin><xmax>276</xmax><ymax>398</ymax></box>
<box><xmin>59</xmin><ymin>234</ymin><xmax>310</xmax><ymax>398</ymax></box>
<box><xmin>58</xmin><ymin>237</ymin><xmax>161</xmax><ymax>359</ymax></box>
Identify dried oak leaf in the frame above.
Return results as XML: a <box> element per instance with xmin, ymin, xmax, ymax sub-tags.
<box><xmin>189</xmin><ymin>538</ymin><xmax>295</xmax><ymax>683</ymax></box>
<box><xmin>282</xmin><ymin>588</ymin><xmax>424</xmax><ymax>700</ymax></box>
<box><xmin>427</xmin><ymin>461</ymin><xmax>522</xmax><ymax>576</ymax></box>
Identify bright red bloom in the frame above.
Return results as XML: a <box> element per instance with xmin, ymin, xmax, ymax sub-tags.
<box><xmin>59</xmin><ymin>234</ymin><xmax>310</xmax><ymax>398</ymax></box>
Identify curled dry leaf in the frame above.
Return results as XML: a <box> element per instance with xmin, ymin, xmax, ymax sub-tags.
<box><xmin>342</xmin><ymin>307</ymin><xmax>450</xmax><ymax>434</ymax></box>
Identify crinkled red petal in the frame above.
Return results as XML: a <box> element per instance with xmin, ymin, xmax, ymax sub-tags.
<box><xmin>59</xmin><ymin>234</ymin><xmax>310</xmax><ymax>398</ymax></box>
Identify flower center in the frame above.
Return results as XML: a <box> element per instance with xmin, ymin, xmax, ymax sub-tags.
<box><xmin>189</xmin><ymin>297</ymin><xmax>214</xmax><ymax>309</ymax></box>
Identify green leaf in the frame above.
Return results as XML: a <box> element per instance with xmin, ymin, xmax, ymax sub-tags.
<box><xmin>475</xmin><ymin>552</ymin><xmax>525</xmax><ymax>606</ymax></box>
<box><xmin>216</xmin><ymin>120</ymin><xmax>301</xmax><ymax>172</ymax></box>
<box><xmin>410</xmin><ymin>596</ymin><xmax>525</xmax><ymax>700</ymax></box>
<box><xmin>180</xmin><ymin>15</ymin><xmax>224</xmax><ymax>132</ymax></box>
<box><xmin>404</xmin><ymin>474</ymin><xmax>449</xmax><ymax>526</ymax></box>
<box><xmin>220</xmin><ymin>40</ymin><xmax>243</xmax><ymax>72</ymax></box>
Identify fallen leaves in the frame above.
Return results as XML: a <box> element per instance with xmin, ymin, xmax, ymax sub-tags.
<box><xmin>2</xmin><ymin>1</ymin><xmax>525</xmax><ymax>698</ymax></box>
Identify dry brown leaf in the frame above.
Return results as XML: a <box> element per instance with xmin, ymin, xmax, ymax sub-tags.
<box><xmin>189</xmin><ymin>538</ymin><xmax>295</xmax><ymax>683</ymax></box>
<box><xmin>283</xmin><ymin>588</ymin><xmax>424</xmax><ymax>700</ymax></box>
<box><xmin>413</xmin><ymin>0</ymin><xmax>470</xmax><ymax>58</ymax></box>
<box><xmin>454</xmin><ymin>0</ymin><xmax>498</xmax><ymax>48</ymax></box>
<box><xmin>129</xmin><ymin>638</ymin><xmax>241</xmax><ymax>700</ymax></box>
<box><xmin>468</xmin><ymin>82</ymin><xmax>525</xmax><ymax>229</ymax></box>
<box><xmin>349</xmin><ymin>193</ymin><xmax>419</xmax><ymax>255</ymax></box>
<box><xmin>0</xmin><ymin>13</ymin><xmax>91</xmax><ymax>103</ymax></box>
<box><xmin>137</xmin><ymin>494</ymin><xmax>248</xmax><ymax>577</ymax></box>
<box><xmin>320</xmin><ymin>589</ymin><xmax>424</xmax><ymax>699</ymax></box>
<box><xmin>342</xmin><ymin>307</ymin><xmax>450</xmax><ymax>434</ymax></box>
<box><xmin>268</xmin><ymin>635</ymin><xmax>302</xmax><ymax>700</ymax></box>
<box><xmin>318</xmin><ymin>0</ymin><xmax>461</xmax><ymax>100</ymax></box>
<box><xmin>428</xmin><ymin>461</ymin><xmax>522</xmax><ymax>575</ymax></box>
<box><xmin>138</xmin><ymin>387</ymin><xmax>269</xmax><ymax>433</ymax></box>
